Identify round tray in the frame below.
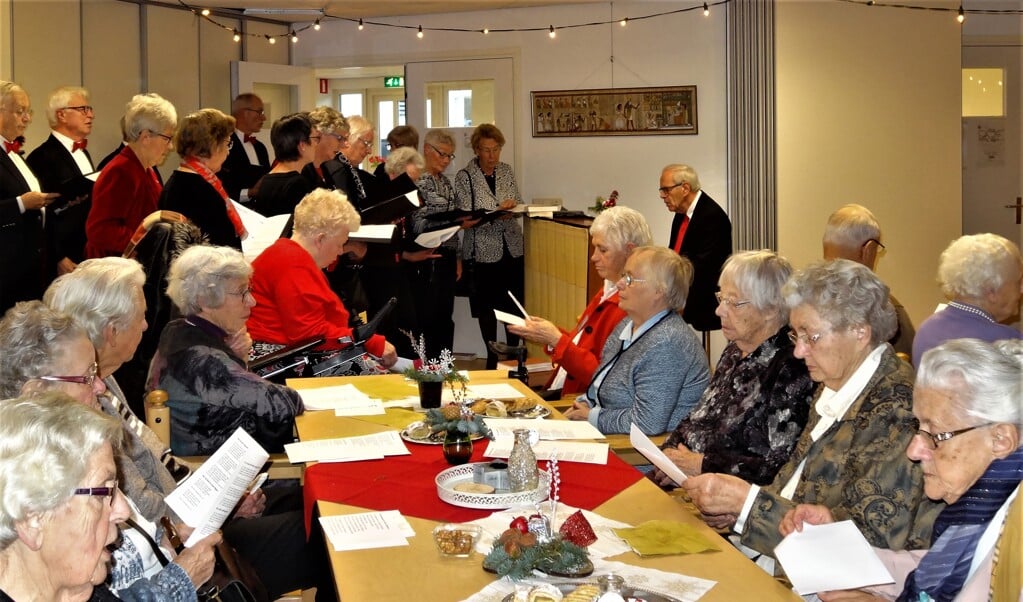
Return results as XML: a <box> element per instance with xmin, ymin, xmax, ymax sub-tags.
<box><xmin>400</xmin><ymin>426</ymin><xmax>485</xmax><ymax>445</ymax></box>
<box><xmin>436</xmin><ymin>463</ymin><xmax>550</xmax><ymax>509</ymax></box>
<box><xmin>475</xmin><ymin>405</ymin><xmax>552</xmax><ymax>420</ymax></box>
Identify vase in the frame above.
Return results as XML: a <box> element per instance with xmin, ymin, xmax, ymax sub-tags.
<box><xmin>418</xmin><ymin>380</ymin><xmax>443</xmax><ymax>409</ymax></box>
<box><xmin>508</xmin><ymin>428</ymin><xmax>539</xmax><ymax>492</ymax></box>
<box><xmin>442</xmin><ymin>430</ymin><xmax>473</xmax><ymax>465</ymax></box>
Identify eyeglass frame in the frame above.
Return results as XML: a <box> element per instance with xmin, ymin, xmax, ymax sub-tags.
<box><xmin>355</xmin><ymin>137</ymin><xmax>373</xmax><ymax>149</ymax></box>
<box><xmin>62</xmin><ymin>105</ymin><xmax>94</xmax><ymax>115</ymax></box>
<box><xmin>787</xmin><ymin>330</ymin><xmax>824</xmax><ymax>347</ymax></box>
<box><xmin>914</xmin><ymin>422</ymin><xmax>995</xmax><ymax>450</ymax></box>
<box><xmin>242</xmin><ymin>107</ymin><xmax>266</xmax><ymax>116</ymax></box>
<box><xmin>658</xmin><ymin>182</ymin><xmax>687</xmax><ymax>195</ymax></box>
<box><xmin>147</xmin><ymin>130</ymin><xmax>173</xmax><ymax>144</ymax></box>
<box><xmin>426</xmin><ymin>142</ymin><xmax>456</xmax><ymax>161</ymax></box>
<box><xmin>226</xmin><ymin>287</ymin><xmax>253</xmax><ymax>299</ymax></box>
<box><xmin>863</xmin><ymin>238</ymin><xmax>886</xmax><ymax>251</ymax></box>
<box><xmin>3</xmin><ymin>105</ymin><xmax>33</xmax><ymax>118</ymax></box>
<box><xmin>307</xmin><ymin>134</ymin><xmax>322</xmax><ymax>145</ymax></box>
<box><xmin>715</xmin><ymin>292</ymin><xmax>753</xmax><ymax>309</ymax></box>
<box><xmin>620</xmin><ymin>272</ymin><xmax>646</xmax><ymax>287</ymax></box>
<box><xmin>72</xmin><ymin>479</ymin><xmax>119</xmax><ymax>503</ymax></box>
<box><xmin>34</xmin><ymin>361</ymin><xmax>99</xmax><ymax>387</ymax></box>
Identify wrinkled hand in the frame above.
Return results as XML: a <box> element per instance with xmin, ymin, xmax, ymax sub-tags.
<box><xmin>175</xmin><ymin>522</ymin><xmax>195</xmax><ymax>543</ymax></box>
<box><xmin>819</xmin><ymin>591</ymin><xmax>885</xmax><ymax>601</ymax></box>
<box><xmin>344</xmin><ymin>240</ymin><xmax>368</xmax><ymax>261</ymax></box>
<box><xmin>780</xmin><ymin>504</ymin><xmax>835</xmax><ymax>537</ymax></box>
<box><xmin>226</xmin><ymin>329</ymin><xmax>253</xmax><ymax>361</ymax></box>
<box><xmin>506</xmin><ymin>316</ymin><xmax>561</xmax><ymax>347</ymax></box>
<box><xmin>234</xmin><ymin>489</ymin><xmax>266</xmax><ymax>518</ymax></box>
<box><xmin>401</xmin><ymin>248</ymin><xmax>441</xmax><ymax>263</ymax></box>
<box><xmin>56</xmin><ymin>257</ymin><xmax>77</xmax><ymax>275</ymax></box>
<box><xmin>701</xmin><ymin>512</ymin><xmax>738</xmax><ymax>530</ymax></box>
<box><xmin>175</xmin><ymin>531</ymin><xmax>221</xmax><ymax>587</ymax></box>
<box><xmin>562</xmin><ymin>400</ymin><xmax>591</xmax><ymax>421</ymax></box>
<box><xmin>681</xmin><ymin>473</ymin><xmax>751</xmax><ymax>518</ymax></box>
<box><xmin>22</xmin><ymin>191</ymin><xmax>59</xmax><ymax>210</ymax></box>
<box><xmin>663</xmin><ymin>445</ymin><xmax>704</xmax><ymax>477</ymax></box>
<box><xmin>647</xmin><ymin>468</ymin><xmax>680</xmax><ymax>489</ymax></box>
<box><xmin>377</xmin><ymin>342</ymin><xmax>398</xmax><ymax>368</ymax></box>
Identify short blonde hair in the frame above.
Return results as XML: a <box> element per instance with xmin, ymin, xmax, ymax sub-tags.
<box><xmin>293</xmin><ymin>189</ymin><xmax>361</xmax><ymax>239</ymax></box>
<box><xmin>384</xmin><ymin>147</ymin><xmax>424</xmax><ymax>178</ymax></box>
<box><xmin>308</xmin><ymin>106</ymin><xmax>348</xmax><ymax>136</ymax></box>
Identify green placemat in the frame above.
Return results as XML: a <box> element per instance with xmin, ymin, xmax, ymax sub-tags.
<box><xmin>613</xmin><ymin>519</ymin><xmax>720</xmax><ymax>556</ymax></box>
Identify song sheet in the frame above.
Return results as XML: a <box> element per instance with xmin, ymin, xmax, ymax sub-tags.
<box><xmin>487</xmin><ymin>418</ymin><xmax>604</xmax><ymax>440</ymax></box>
<box><xmin>484</xmin><ymin>439</ymin><xmax>609</xmax><ymax>465</ymax></box>
<box><xmin>284</xmin><ymin>431</ymin><xmax>409</xmax><ymax>463</ymax></box>
<box><xmin>630</xmin><ymin>424</ymin><xmax>688</xmax><ymax>485</ymax></box>
<box><xmin>319</xmin><ymin>510</ymin><xmax>415</xmax><ymax>552</ymax></box>
<box><xmin>775</xmin><ymin>520</ymin><xmax>894</xmax><ymax>595</ymax></box>
<box><xmin>297</xmin><ymin>384</ymin><xmax>384</xmax><ymax>415</ymax></box>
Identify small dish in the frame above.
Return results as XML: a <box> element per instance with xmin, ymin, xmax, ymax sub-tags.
<box><xmin>432</xmin><ymin>523</ymin><xmax>481</xmax><ymax>558</ymax></box>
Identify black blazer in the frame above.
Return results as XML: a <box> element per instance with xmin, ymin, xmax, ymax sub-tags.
<box><xmin>26</xmin><ymin>134</ymin><xmax>94</xmax><ymax>272</ymax></box>
<box><xmin>668</xmin><ymin>191</ymin><xmax>732</xmax><ymax>332</ymax></box>
<box><xmin>217</xmin><ymin>132</ymin><xmax>270</xmax><ymax>202</ymax></box>
<box><xmin>0</xmin><ymin>150</ymin><xmax>45</xmax><ymax>311</ymax></box>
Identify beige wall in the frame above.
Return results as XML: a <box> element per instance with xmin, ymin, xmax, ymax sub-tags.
<box><xmin>775</xmin><ymin>0</ymin><xmax>963</xmax><ymax>329</ymax></box>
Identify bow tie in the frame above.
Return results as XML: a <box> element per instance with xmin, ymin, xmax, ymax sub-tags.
<box><xmin>243</xmin><ymin>134</ymin><xmax>256</xmax><ymax>144</ymax></box>
<box><xmin>4</xmin><ymin>139</ymin><xmax>22</xmax><ymax>154</ymax></box>
<box><xmin>72</xmin><ymin>139</ymin><xmax>88</xmax><ymax>152</ymax></box>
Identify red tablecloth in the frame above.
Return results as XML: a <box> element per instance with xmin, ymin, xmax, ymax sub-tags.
<box><xmin>303</xmin><ymin>441</ymin><xmax>644</xmax><ymax>533</ymax></box>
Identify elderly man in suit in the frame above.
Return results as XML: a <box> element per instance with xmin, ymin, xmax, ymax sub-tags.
<box><xmin>0</xmin><ymin>81</ymin><xmax>58</xmax><ymax>312</ymax></box>
<box><xmin>217</xmin><ymin>93</ymin><xmax>270</xmax><ymax>203</ymax></box>
<box><xmin>27</xmin><ymin>86</ymin><xmax>96</xmax><ymax>281</ymax></box>
<box><xmin>661</xmin><ymin>163</ymin><xmax>732</xmax><ymax>333</ymax></box>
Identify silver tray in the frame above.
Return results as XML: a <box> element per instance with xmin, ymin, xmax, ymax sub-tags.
<box><xmin>399</xmin><ymin>425</ymin><xmax>485</xmax><ymax>445</ymax></box>
<box><xmin>501</xmin><ymin>582</ymin><xmax>682</xmax><ymax>602</ymax></box>
<box><xmin>477</xmin><ymin>405</ymin><xmax>552</xmax><ymax>419</ymax></box>
<box><xmin>436</xmin><ymin>462</ymin><xmax>549</xmax><ymax>509</ymax></box>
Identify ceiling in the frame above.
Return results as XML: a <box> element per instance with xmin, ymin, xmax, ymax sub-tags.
<box><xmin>161</xmin><ymin>0</ymin><xmax>599</xmax><ymax>21</ymax></box>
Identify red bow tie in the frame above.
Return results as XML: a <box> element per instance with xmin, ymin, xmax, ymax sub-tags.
<box><xmin>4</xmin><ymin>140</ymin><xmax>22</xmax><ymax>154</ymax></box>
<box><xmin>72</xmin><ymin>139</ymin><xmax>88</xmax><ymax>152</ymax></box>
<box><xmin>243</xmin><ymin>134</ymin><xmax>256</xmax><ymax>144</ymax></box>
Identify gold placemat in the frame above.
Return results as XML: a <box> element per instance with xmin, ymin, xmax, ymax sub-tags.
<box><xmin>613</xmin><ymin>519</ymin><xmax>720</xmax><ymax>556</ymax></box>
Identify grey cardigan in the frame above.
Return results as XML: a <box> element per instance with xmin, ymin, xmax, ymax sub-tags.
<box><xmin>586</xmin><ymin>311</ymin><xmax>709</xmax><ymax>435</ymax></box>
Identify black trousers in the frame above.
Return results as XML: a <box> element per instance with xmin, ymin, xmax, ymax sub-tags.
<box><xmin>469</xmin><ymin>253</ymin><xmax>524</xmax><ymax>368</ymax></box>
<box><xmin>406</xmin><ymin>248</ymin><xmax>458</xmax><ymax>358</ymax></box>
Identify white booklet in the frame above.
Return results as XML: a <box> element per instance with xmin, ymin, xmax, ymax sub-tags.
<box><xmin>629</xmin><ymin>424</ymin><xmax>688</xmax><ymax>484</ymax></box>
<box><xmin>775</xmin><ymin>520</ymin><xmax>895</xmax><ymax>595</ymax></box>
<box><xmin>165</xmin><ymin>428</ymin><xmax>269</xmax><ymax>546</ymax></box>
<box><xmin>319</xmin><ymin>510</ymin><xmax>415</xmax><ymax>551</ymax></box>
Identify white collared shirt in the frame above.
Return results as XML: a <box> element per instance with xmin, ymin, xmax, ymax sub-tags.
<box><xmin>2</xmin><ymin>135</ymin><xmax>42</xmax><ymax>214</ymax></box>
<box><xmin>236</xmin><ymin>129</ymin><xmax>261</xmax><ymax>166</ymax></box>
<box><xmin>685</xmin><ymin>189</ymin><xmax>704</xmax><ymax>220</ymax></box>
<box><xmin>51</xmin><ymin>129</ymin><xmax>95</xmax><ymax>175</ymax></box>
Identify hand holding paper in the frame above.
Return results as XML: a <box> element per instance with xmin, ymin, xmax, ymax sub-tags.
<box><xmin>629</xmin><ymin>424</ymin><xmax>688</xmax><ymax>485</ymax></box>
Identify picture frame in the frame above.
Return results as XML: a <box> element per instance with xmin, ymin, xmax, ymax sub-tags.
<box><xmin>530</xmin><ymin>85</ymin><xmax>698</xmax><ymax>137</ymax></box>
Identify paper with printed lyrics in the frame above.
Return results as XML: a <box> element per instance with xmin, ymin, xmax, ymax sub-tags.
<box><xmin>236</xmin><ymin>203</ymin><xmax>290</xmax><ymax>262</ymax></box>
<box><xmin>284</xmin><ymin>431</ymin><xmax>410</xmax><ymax>463</ymax></box>
<box><xmin>488</xmin><ymin>418</ymin><xmax>604</xmax><ymax>440</ymax></box>
<box><xmin>484</xmin><ymin>439</ymin><xmax>609</xmax><ymax>465</ymax></box>
<box><xmin>507</xmin><ymin>290</ymin><xmax>529</xmax><ymax>318</ymax></box>
<box><xmin>319</xmin><ymin>510</ymin><xmax>416</xmax><ymax>552</ymax></box>
<box><xmin>494</xmin><ymin>309</ymin><xmax>525</xmax><ymax>327</ymax></box>
<box><xmin>415</xmin><ymin>224</ymin><xmax>460</xmax><ymax>248</ymax></box>
<box><xmin>774</xmin><ymin>520</ymin><xmax>895</xmax><ymax>595</ymax></box>
<box><xmin>297</xmin><ymin>384</ymin><xmax>385</xmax><ymax>415</ymax></box>
<box><xmin>165</xmin><ymin>428</ymin><xmax>269</xmax><ymax>546</ymax></box>
<box><xmin>629</xmin><ymin>424</ymin><xmax>688</xmax><ymax>485</ymax></box>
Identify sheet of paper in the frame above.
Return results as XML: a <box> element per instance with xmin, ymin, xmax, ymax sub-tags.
<box><xmin>298</xmin><ymin>384</ymin><xmax>381</xmax><ymax>414</ymax></box>
<box><xmin>284</xmin><ymin>431</ymin><xmax>409</xmax><ymax>463</ymax></box>
<box><xmin>239</xmin><ymin>208</ymin><xmax>290</xmax><ymax>262</ymax></box>
<box><xmin>349</xmin><ymin>223</ymin><xmax>396</xmax><ymax>242</ymax></box>
<box><xmin>507</xmin><ymin>290</ymin><xmax>528</xmax><ymax>318</ymax></box>
<box><xmin>494</xmin><ymin>309</ymin><xmax>525</xmax><ymax>326</ymax></box>
<box><xmin>629</xmin><ymin>424</ymin><xmax>688</xmax><ymax>485</ymax></box>
<box><xmin>415</xmin><ymin>224</ymin><xmax>460</xmax><ymax>248</ymax></box>
<box><xmin>319</xmin><ymin>510</ymin><xmax>415</xmax><ymax>552</ymax></box>
<box><xmin>484</xmin><ymin>439</ymin><xmax>609</xmax><ymax>465</ymax></box>
<box><xmin>440</xmin><ymin>382</ymin><xmax>526</xmax><ymax>403</ymax></box>
<box><xmin>165</xmin><ymin>428</ymin><xmax>269</xmax><ymax>546</ymax></box>
<box><xmin>774</xmin><ymin>520</ymin><xmax>895</xmax><ymax>595</ymax></box>
<box><xmin>403</xmin><ymin>190</ymin><xmax>421</xmax><ymax>208</ymax></box>
<box><xmin>487</xmin><ymin>419</ymin><xmax>604</xmax><ymax>440</ymax></box>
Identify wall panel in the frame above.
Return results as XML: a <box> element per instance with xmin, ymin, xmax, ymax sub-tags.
<box><xmin>200</xmin><ymin>16</ymin><xmax>241</xmax><ymax>111</ymax></box>
<box><xmin>244</xmin><ymin>20</ymin><xmax>289</xmax><ymax>66</ymax></box>
<box><xmin>83</xmin><ymin>0</ymin><xmax>141</xmax><ymax>161</ymax></box>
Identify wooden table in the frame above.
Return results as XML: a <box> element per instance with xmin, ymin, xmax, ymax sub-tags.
<box><xmin>290</xmin><ymin>372</ymin><xmax>799</xmax><ymax>602</ymax></box>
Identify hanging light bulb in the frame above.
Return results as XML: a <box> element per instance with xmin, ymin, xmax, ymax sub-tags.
<box><xmin>417</xmin><ymin>25</ymin><xmax>424</xmax><ymax>39</ymax></box>
<box><xmin>703</xmin><ymin>3</ymin><xmax>709</xmax><ymax>16</ymax></box>
<box><xmin>548</xmin><ymin>25</ymin><xmax>556</xmax><ymax>39</ymax></box>
<box><xmin>200</xmin><ymin>8</ymin><xmax>210</xmax><ymax>16</ymax></box>
<box><xmin>313</xmin><ymin>19</ymin><xmax>321</xmax><ymax>31</ymax></box>
<box><xmin>358</xmin><ymin>18</ymin><xmax>364</xmax><ymax>31</ymax></box>
<box><xmin>619</xmin><ymin>17</ymin><xmax>627</xmax><ymax>27</ymax></box>
<box><xmin>232</xmin><ymin>30</ymin><xmax>241</xmax><ymax>42</ymax></box>
<box><xmin>482</xmin><ymin>27</ymin><xmax>489</xmax><ymax>34</ymax></box>
<box><xmin>291</xmin><ymin>31</ymin><xmax>298</xmax><ymax>43</ymax></box>
<box><xmin>267</xmin><ymin>35</ymin><xmax>276</xmax><ymax>45</ymax></box>
<box><xmin>956</xmin><ymin>5</ymin><xmax>965</xmax><ymax>23</ymax></box>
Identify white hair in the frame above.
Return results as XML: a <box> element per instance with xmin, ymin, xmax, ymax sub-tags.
<box><xmin>166</xmin><ymin>245</ymin><xmax>251</xmax><ymax>315</ymax></box>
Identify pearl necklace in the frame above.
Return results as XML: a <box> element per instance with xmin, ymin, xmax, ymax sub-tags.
<box><xmin>947</xmin><ymin>301</ymin><xmax>995</xmax><ymax>323</ymax></box>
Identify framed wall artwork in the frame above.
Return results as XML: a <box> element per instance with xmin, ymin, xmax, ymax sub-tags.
<box><xmin>530</xmin><ymin>85</ymin><xmax>697</xmax><ymax>137</ymax></box>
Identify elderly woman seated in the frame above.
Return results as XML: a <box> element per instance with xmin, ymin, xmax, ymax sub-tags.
<box><xmin>683</xmin><ymin>259</ymin><xmax>944</xmax><ymax>561</ymax></box>
<box><xmin>563</xmin><ymin>246</ymin><xmax>709</xmax><ymax>435</ymax></box>
<box><xmin>247</xmin><ymin>188</ymin><xmax>398</xmax><ymax>366</ymax></box>
<box><xmin>782</xmin><ymin>338</ymin><xmax>1022</xmax><ymax>600</ymax></box>
<box><xmin>913</xmin><ymin>233</ymin><xmax>1022</xmax><ymax>365</ymax></box>
<box><xmin>148</xmin><ymin>245</ymin><xmax>305</xmax><ymax>456</ymax></box>
<box><xmin>651</xmin><ymin>250</ymin><xmax>814</xmax><ymax>486</ymax></box>
<box><xmin>509</xmin><ymin>206</ymin><xmax>653</xmax><ymax>396</ymax></box>
<box><xmin>0</xmin><ymin>393</ymin><xmax>131</xmax><ymax>602</ymax></box>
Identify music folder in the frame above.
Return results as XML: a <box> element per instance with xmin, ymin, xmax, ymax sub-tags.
<box><xmin>51</xmin><ymin>171</ymin><xmax>99</xmax><ymax>212</ymax></box>
<box><xmin>359</xmin><ymin>173</ymin><xmax>420</xmax><ymax>225</ymax></box>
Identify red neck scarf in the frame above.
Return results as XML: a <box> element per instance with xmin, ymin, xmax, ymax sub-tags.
<box><xmin>181</xmin><ymin>156</ymin><xmax>247</xmax><ymax>239</ymax></box>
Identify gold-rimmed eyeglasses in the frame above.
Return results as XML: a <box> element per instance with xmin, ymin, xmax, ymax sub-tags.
<box><xmin>715</xmin><ymin>292</ymin><xmax>752</xmax><ymax>309</ymax></box>
<box><xmin>787</xmin><ymin>330</ymin><xmax>824</xmax><ymax>347</ymax></box>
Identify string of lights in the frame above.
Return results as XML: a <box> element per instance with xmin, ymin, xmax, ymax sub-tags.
<box><xmin>174</xmin><ymin>0</ymin><xmax>1023</xmax><ymax>45</ymax></box>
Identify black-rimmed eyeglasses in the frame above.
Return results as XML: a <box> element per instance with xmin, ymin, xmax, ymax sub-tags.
<box><xmin>63</xmin><ymin>105</ymin><xmax>94</xmax><ymax>115</ymax></box>
<box><xmin>658</xmin><ymin>182</ymin><xmax>686</xmax><ymax>195</ymax></box>
<box><xmin>914</xmin><ymin>422</ymin><xmax>995</xmax><ymax>450</ymax></box>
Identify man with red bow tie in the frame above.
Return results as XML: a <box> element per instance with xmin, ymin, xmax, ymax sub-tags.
<box><xmin>217</xmin><ymin>93</ymin><xmax>270</xmax><ymax>203</ymax></box>
<box><xmin>0</xmin><ymin>81</ymin><xmax>58</xmax><ymax>312</ymax></box>
<box><xmin>27</xmin><ymin>86</ymin><xmax>96</xmax><ymax>281</ymax></box>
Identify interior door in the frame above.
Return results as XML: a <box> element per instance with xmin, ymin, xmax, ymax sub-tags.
<box><xmin>231</xmin><ymin>61</ymin><xmax>316</xmax><ymax>163</ymax></box>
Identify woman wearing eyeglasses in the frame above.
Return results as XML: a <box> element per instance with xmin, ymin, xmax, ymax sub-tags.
<box><xmin>249</xmin><ymin>112</ymin><xmax>316</xmax><ymax>217</ymax></box>
<box><xmin>650</xmin><ymin>250</ymin><xmax>814</xmax><ymax>487</ymax></box>
<box><xmin>86</xmin><ymin>93</ymin><xmax>177</xmax><ymax>258</ymax></box>
<box><xmin>782</xmin><ymin>338</ymin><xmax>1022</xmax><ymax>601</ymax></box>
<box><xmin>563</xmin><ymin>246</ymin><xmax>709</xmax><ymax>435</ymax></box>
<box><xmin>159</xmin><ymin>108</ymin><xmax>245</xmax><ymax>249</ymax></box>
<box><xmin>302</xmin><ymin>106</ymin><xmax>349</xmax><ymax>191</ymax></box>
<box><xmin>683</xmin><ymin>259</ymin><xmax>944</xmax><ymax>566</ymax></box>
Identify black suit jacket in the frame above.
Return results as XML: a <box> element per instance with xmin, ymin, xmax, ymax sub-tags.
<box><xmin>668</xmin><ymin>191</ymin><xmax>732</xmax><ymax>331</ymax></box>
<box><xmin>217</xmin><ymin>132</ymin><xmax>270</xmax><ymax>202</ymax></box>
<box><xmin>0</xmin><ymin>150</ymin><xmax>45</xmax><ymax>311</ymax></box>
<box><xmin>26</xmin><ymin>134</ymin><xmax>94</xmax><ymax>273</ymax></box>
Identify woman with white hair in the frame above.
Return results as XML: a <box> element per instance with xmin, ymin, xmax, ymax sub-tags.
<box><xmin>782</xmin><ymin>338</ymin><xmax>1022</xmax><ymax>601</ymax></box>
<box><xmin>149</xmin><ymin>245</ymin><xmax>304</xmax><ymax>456</ymax></box>
<box><xmin>509</xmin><ymin>205</ymin><xmax>653</xmax><ymax>396</ymax></box>
<box><xmin>563</xmin><ymin>246</ymin><xmax>710</xmax><ymax>435</ymax></box>
<box><xmin>86</xmin><ymin>92</ymin><xmax>177</xmax><ymax>258</ymax></box>
<box><xmin>329</xmin><ymin>115</ymin><xmax>378</xmax><ymax>209</ymax></box>
<box><xmin>0</xmin><ymin>393</ymin><xmax>131</xmax><ymax>602</ymax></box>
<box><xmin>913</xmin><ymin>233</ymin><xmax>1022</xmax><ymax>366</ymax></box>
<box><xmin>302</xmin><ymin>105</ymin><xmax>348</xmax><ymax>190</ymax></box>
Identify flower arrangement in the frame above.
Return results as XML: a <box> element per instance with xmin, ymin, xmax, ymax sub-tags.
<box><xmin>402</xmin><ymin>331</ymin><xmax>468</xmax><ymax>388</ymax></box>
<box><xmin>423</xmin><ymin>404</ymin><xmax>494</xmax><ymax>440</ymax></box>
<box><xmin>591</xmin><ymin>189</ymin><xmax>619</xmax><ymax>214</ymax></box>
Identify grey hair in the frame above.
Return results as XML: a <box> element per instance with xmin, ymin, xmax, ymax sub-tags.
<box><xmin>720</xmin><ymin>250</ymin><xmax>794</xmax><ymax>323</ymax></box>
<box><xmin>346</xmin><ymin>115</ymin><xmax>374</xmax><ymax>140</ymax></box>
<box><xmin>46</xmin><ymin>86</ymin><xmax>90</xmax><ymax>127</ymax></box>
<box><xmin>0</xmin><ymin>392</ymin><xmax>122</xmax><ymax>550</ymax></box>
<box><xmin>424</xmin><ymin>129</ymin><xmax>455</xmax><ymax>148</ymax></box>
<box><xmin>293</xmin><ymin>188</ymin><xmax>361</xmax><ymax>239</ymax></box>
<box><xmin>916</xmin><ymin>338</ymin><xmax>1023</xmax><ymax>431</ymax></box>
<box><xmin>783</xmin><ymin>259</ymin><xmax>896</xmax><ymax>344</ymax></box>
<box><xmin>166</xmin><ymin>245</ymin><xmax>252</xmax><ymax>315</ymax></box>
<box><xmin>44</xmin><ymin>257</ymin><xmax>146</xmax><ymax>350</ymax></box>
<box><xmin>231</xmin><ymin>93</ymin><xmax>261</xmax><ymax>116</ymax></box>
<box><xmin>123</xmin><ymin>93</ymin><xmax>177</xmax><ymax>143</ymax></box>
<box><xmin>590</xmin><ymin>206</ymin><xmax>653</xmax><ymax>254</ymax></box>
<box><xmin>938</xmin><ymin>233</ymin><xmax>1023</xmax><ymax>300</ymax></box>
<box><xmin>822</xmin><ymin>204</ymin><xmax>881</xmax><ymax>249</ymax></box>
<box><xmin>384</xmin><ymin>147</ymin><xmax>425</xmax><ymax>178</ymax></box>
<box><xmin>661</xmin><ymin>164</ymin><xmax>702</xmax><ymax>192</ymax></box>
<box><xmin>632</xmin><ymin>246</ymin><xmax>693</xmax><ymax>312</ymax></box>
<box><xmin>0</xmin><ymin>301</ymin><xmax>90</xmax><ymax>399</ymax></box>
<box><xmin>308</xmin><ymin>106</ymin><xmax>348</xmax><ymax>136</ymax></box>
<box><xmin>0</xmin><ymin>81</ymin><xmax>22</xmax><ymax>107</ymax></box>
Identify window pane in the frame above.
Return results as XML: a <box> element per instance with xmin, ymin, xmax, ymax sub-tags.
<box><xmin>963</xmin><ymin>68</ymin><xmax>1004</xmax><ymax>117</ymax></box>
<box><xmin>339</xmin><ymin>93</ymin><xmax>363</xmax><ymax>118</ymax></box>
<box><xmin>448</xmin><ymin>89</ymin><xmax>472</xmax><ymax>127</ymax></box>
<box><xmin>378</xmin><ymin>100</ymin><xmax>394</xmax><ymax>156</ymax></box>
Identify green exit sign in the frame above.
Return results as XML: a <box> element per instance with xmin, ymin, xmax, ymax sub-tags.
<box><xmin>384</xmin><ymin>76</ymin><xmax>404</xmax><ymax>88</ymax></box>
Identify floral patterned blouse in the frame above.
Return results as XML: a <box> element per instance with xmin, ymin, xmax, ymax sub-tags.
<box><xmin>662</xmin><ymin>327</ymin><xmax>814</xmax><ymax>485</ymax></box>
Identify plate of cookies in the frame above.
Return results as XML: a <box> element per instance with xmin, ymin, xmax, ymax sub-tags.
<box><xmin>467</xmin><ymin>398</ymin><xmax>551</xmax><ymax>419</ymax></box>
<box><xmin>400</xmin><ymin>422</ymin><xmax>486</xmax><ymax>445</ymax></box>
<box><xmin>501</xmin><ymin>582</ymin><xmax>683</xmax><ymax>602</ymax></box>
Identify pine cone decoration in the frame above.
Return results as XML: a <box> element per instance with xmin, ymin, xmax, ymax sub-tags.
<box><xmin>440</xmin><ymin>404</ymin><xmax>461</xmax><ymax>421</ymax></box>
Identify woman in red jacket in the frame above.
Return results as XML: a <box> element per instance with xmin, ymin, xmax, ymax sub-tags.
<box><xmin>508</xmin><ymin>205</ymin><xmax>652</xmax><ymax>396</ymax></box>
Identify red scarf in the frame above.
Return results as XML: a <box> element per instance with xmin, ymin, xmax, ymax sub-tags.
<box><xmin>181</xmin><ymin>156</ymin><xmax>248</xmax><ymax>239</ymax></box>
